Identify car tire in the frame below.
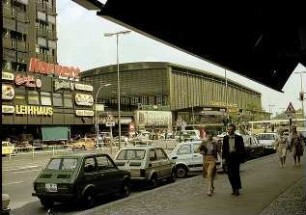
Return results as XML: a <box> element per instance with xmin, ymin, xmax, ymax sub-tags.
<box><xmin>82</xmin><ymin>190</ymin><xmax>95</xmax><ymax>209</ymax></box>
<box><xmin>40</xmin><ymin>198</ymin><xmax>54</xmax><ymax>208</ymax></box>
<box><xmin>167</xmin><ymin>170</ymin><xmax>177</xmax><ymax>183</ymax></box>
<box><xmin>149</xmin><ymin>175</ymin><xmax>158</xmax><ymax>188</ymax></box>
<box><xmin>119</xmin><ymin>181</ymin><xmax>131</xmax><ymax>197</ymax></box>
<box><xmin>176</xmin><ymin>165</ymin><xmax>188</xmax><ymax>178</ymax></box>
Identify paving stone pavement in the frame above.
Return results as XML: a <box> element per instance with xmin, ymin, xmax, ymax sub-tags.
<box><xmin>77</xmin><ymin>154</ymin><xmax>305</xmax><ymax>215</ymax></box>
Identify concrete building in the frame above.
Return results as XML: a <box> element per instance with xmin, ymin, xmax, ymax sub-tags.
<box><xmin>2</xmin><ymin>0</ymin><xmax>94</xmax><ymax>142</ymax></box>
<box><xmin>81</xmin><ymin>62</ymin><xmax>263</xmax><ymax>133</ymax></box>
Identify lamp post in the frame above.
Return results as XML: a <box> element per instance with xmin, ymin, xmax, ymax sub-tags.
<box><xmin>104</xmin><ymin>30</ymin><xmax>131</xmax><ymax>149</ymax></box>
<box><xmin>95</xmin><ymin>83</ymin><xmax>111</xmax><ymax>146</ymax></box>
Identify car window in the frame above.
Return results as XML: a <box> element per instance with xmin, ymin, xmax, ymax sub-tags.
<box><xmin>177</xmin><ymin>145</ymin><xmax>191</xmax><ymax>155</ymax></box>
<box><xmin>116</xmin><ymin>149</ymin><xmax>146</xmax><ymax>160</ymax></box>
<box><xmin>84</xmin><ymin>157</ymin><xmax>96</xmax><ymax>173</ymax></box>
<box><xmin>193</xmin><ymin>143</ymin><xmax>201</xmax><ymax>153</ymax></box>
<box><xmin>149</xmin><ymin>149</ymin><xmax>157</xmax><ymax>161</ymax></box>
<box><xmin>155</xmin><ymin>148</ymin><xmax>167</xmax><ymax>160</ymax></box>
<box><xmin>96</xmin><ymin>155</ymin><xmax>115</xmax><ymax>170</ymax></box>
<box><xmin>47</xmin><ymin>158</ymin><xmax>78</xmax><ymax>170</ymax></box>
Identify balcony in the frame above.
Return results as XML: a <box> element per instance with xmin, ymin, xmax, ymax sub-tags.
<box><xmin>3</xmin><ymin>38</ymin><xmax>13</xmax><ymax>49</ymax></box>
<box><xmin>16</xmin><ymin>41</ymin><xmax>26</xmax><ymax>52</ymax></box>
<box><xmin>36</xmin><ymin>28</ymin><xmax>47</xmax><ymax>37</ymax></box>
<box><xmin>16</xmin><ymin>12</ymin><xmax>27</xmax><ymax>22</ymax></box>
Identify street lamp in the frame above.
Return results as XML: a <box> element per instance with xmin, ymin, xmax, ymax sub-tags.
<box><xmin>104</xmin><ymin>30</ymin><xmax>131</xmax><ymax>149</ymax></box>
<box><xmin>295</xmin><ymin>71</ymin><xmax>306</xmax><ymax>129</ymax></box>
<box><xmin>95</xmin><ymin>83</ymin><xmax>111</xmax><ymax>146</ymax></box>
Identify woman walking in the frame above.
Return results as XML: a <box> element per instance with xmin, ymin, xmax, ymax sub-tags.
<box><xmin>275</xmin><ymin>129</ymin><xmax>289</xmax><ymax>167</ymax></box>
<box><xmin>198</xmin><ymin>131</ymin><xmax>220</xmax><ymax>196</ymax></box>
<box><xmin>289</xmin><ymin>126</ymin><xmax>304</xmax><ymax>166</ymax></box>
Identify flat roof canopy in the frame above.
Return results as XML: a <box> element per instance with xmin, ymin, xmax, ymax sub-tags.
<box><xmin>74</xmin><ymin>0</ymin><xmax>306</xmax><ymax>92</ymax></box>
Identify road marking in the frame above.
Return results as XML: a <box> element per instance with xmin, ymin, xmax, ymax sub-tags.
<box><xmin>2</xmin><ymin>181</ymin><xmax>24</xmax><ymax>186</ymax></box>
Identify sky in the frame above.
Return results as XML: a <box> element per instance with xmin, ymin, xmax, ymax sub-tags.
<box><xmin>56</xmin><ymin>0</ymin><xmax>306</xmax><ymax>117</ymax></box>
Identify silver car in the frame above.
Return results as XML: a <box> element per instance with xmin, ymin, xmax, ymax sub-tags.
<box><xmin>114</xmin><ymin>146</ymin><xmax>176</xmax><ymax>187</ymax></box>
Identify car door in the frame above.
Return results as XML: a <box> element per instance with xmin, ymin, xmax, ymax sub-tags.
<box><xmin>96</xmin><ymin>155</ymin><xmax>120</xmax><ymax>193</ymax></box>
<box><xmin>82</xmin><ymin>156</ymin><xmax>101</xmax><ymax>192</ymax></box>
<box><xmin>155</xmin><ymin>148</ymin><xmax>172</xmax><ymax>178</ymax></box>
<box><xmin>191</xmin><ymin>142</ymin><xmax>203</xmax><ymax>171</ymax></box>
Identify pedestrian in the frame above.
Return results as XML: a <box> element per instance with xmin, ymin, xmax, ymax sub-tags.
<box><xmin>274</xmin><ymin>129</ymin><xmax>289</xmax><ymax>167</ymax></box>
<box><xmin>198</xmin><ymin>131</ymin><xmax>220</xmax><ymax>196</ymax></box>
<box><xmin>288</xmin><ymin>126</ymin><xmax>304</xmax><ymax>166</ymax></box>
<box><xmin>222</xmin><ymin>123</ymin><xmax>246</xmax><ymax>196</ymax></box>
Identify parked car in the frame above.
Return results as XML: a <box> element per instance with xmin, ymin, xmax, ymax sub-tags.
<box><xmin>2</xmin><ymin>141</ymin><xmax>15</xmax><ymax>156</ymax></box>
<box><xmin>32</xmin><ymin>153</ymin><xmax>131</xmax><ymax>209</ymax></box>
<box><xmin>242</xmin><ymin>134</ymin><xmax>265</xmax><ymax>159</ymax></box>
<box><xmin>168</xmin><ymin>140</ymin><xmax>223</xmax><ymax>178</ymax></box>
<box><xmin>114</xmin><ymin>146</ymin><xmax>176</xmax><ymax>187</ymax></box>
<box><xmin>67</xmin><ymin>138</ymin><xmax>96</xmax><ymax>150</ymax></box>
<box><xmin>2</xmin><ymin>194</ymin><xmax>11</xmax><ymax>215</ymax></box>
<box><xmin>256</xmin><ymin>132</ymin><xmax>278</xmax><ymax>153</ymax></box>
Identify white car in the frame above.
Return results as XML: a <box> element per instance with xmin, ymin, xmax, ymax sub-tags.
<box><xmin>256</xmin><ymin>132</ymin><xmax>278</xmax><ymax>151</ymax></box>
<box><xmin>168</xmin><ymin>140</ymin><xmax>222</xmax><ymax>178</ymax></box>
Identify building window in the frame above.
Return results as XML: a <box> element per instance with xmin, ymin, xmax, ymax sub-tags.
<box><xmin>28</xmin><ymin>90</ymin><xmax>40</xmax><ymax>105</ymax></box>
<box><xmin>53</xmin><ymin>93</ymin><xmax>63</xmax><ymax>107</ymax></box>
<box><xmin>14</xmin><ymin>89</ymin><xmax>26</xmax><ymax>105</ymax></box>
<box><xmin>64</xmin><ymin>93</ymin><xmax>73</xmax><ymax>108</ymax></box>
<box><xmin>37</xmin><ymin>37</ymin><xmax>47</xmax><ymax>47</ymax></box>
<box><xmin>41</xmin><ymin>92</ymin><xmax>52</xmax><ymax>106</ymax></box>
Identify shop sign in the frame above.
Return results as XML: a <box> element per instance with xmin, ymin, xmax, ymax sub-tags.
<box><xmin>15</xmin><ymin>105</ymin><xmax>53</xmax><ymax>115</ymax></box>
<box><xmin>75</xmin><ymin>83</ymin><xmax>93</xmax><ymax>92</ymax></box>
<box><xmin>2</xmin><ymin>105</ymin><xmax>15</xmax><ymax>114</ymax></box>
<box><xmin>135</xmin><ymin>111</ymin><xmax>172</xmax><ymax>126</ymax></box>
<box><xmin>2</xmin><ymin>84</ymin><xmax>15</xmax><ymax>100</ymax></box>
<box><xmin>2</xmin><ymin>72</ymin><xmax>15</xmax><ymax>81</ymax></box>
<box><xmin>75</xmin><ymin>110</ymin><xmax>94</xmax><ymax>117</ymax></box>
<box><xmin>28</xmin><ymin>58</ymin><xmax>80</xmax><ymax>80</ymax></box>
<box><xmin>209</xmin><ymin>101</ymin><xmax>238</xmax><ymax>108</ymax></box>
<box><xmin>138</xmin><ymin>104</ymin><xmax>170</xmax><ymax>111</ymax></box>
<box><xmin>54</xmin><ymin>79</ymin><xmax>74</xmax><ymax>91</ymax></box>
<box><xmin>15</xmin><ymin>74</ymin><xmax>42</xmax><ymax>88</ymax></box>
<box><xmin>75</xmin><ymin>93</ymin><xmax>94</xmax><ymax>106</ymax></box>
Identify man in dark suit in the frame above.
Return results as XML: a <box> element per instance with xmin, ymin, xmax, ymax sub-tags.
<box><xmin>222</xmin><ymin>123</ymin><xmax>246</xmax><ymax>196</ymax></box>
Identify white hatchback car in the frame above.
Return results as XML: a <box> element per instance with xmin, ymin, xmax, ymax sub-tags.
<box><xmin>256</xmin><ymin>132</ymin><xmax>278</xmax><ymax>151</ymax></box>
<box><xmin>168</xmin><ymin>140</ymin><xmax>222</xmax><ymax>178</ymax></box>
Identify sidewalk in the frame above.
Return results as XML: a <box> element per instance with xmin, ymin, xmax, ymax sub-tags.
<box><xmin>79</xmin><ymin>154</ymin><xmax>305</xmax><ymax>215</ymax></box>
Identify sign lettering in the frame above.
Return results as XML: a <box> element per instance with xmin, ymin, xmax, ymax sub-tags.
<box><xmin>54</xmin><ymin>79</ymin><xmax>74</xmax><ymax>91</ymax></box>
<box><xmin>74</xmin><ymin>83</ymin><xmax>93</xmax><ymax>92</ymax></box>
<box><xmin>75</xmin><ymin>93</ymin><xmax>94</xmax><ymax>106</ymax></box>
<box><xmin>2</xmin><ymin>71</ymin><xmax>15</xmax><ymax>81</ymax></box>
<box><xmin>28</xmin><ymin>58</ymin><xmax>80</xmax><ymax>80</ymax></box>
<box><xmin>2</xmin><ymin>105</ymin><xmax>15</xmax><ymax>114</ymax></box>
<box><xmin>75</xmin><ymin>110</ymin><xmax>94</xmax><ymax>117</ymax></box>
<box><xmin>2</xmin><ymin>84</ymin><xmax>15</xmax><ymax>100</ymax></box>
<box><xmin>15</xmin><ymin>105</ymin><xmax>53</xmax><ymax>115</ymax></box>
<box><xmin>15</xmin><ymin>74</ymin><xmax>42</xmax><ymax>88</ymax></box>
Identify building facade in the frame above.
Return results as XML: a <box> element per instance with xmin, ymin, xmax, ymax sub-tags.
<box><xmin>81</xmin><ymin>62</ymin><xmax>263</xmax><ymax>132</ymax></box>
<box><xmin>2</xmin><ymin>0</ymin><xmax>94</xmax><ymax>141</ymax></box>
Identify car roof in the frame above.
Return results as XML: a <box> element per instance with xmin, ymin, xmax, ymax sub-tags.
<box><xmin>176</xmin><ymin>140</ymin><xmax>203</xmax><ymax>146</ymax></box>
<box><xmin>51</xmin><ymin>152</ymin><xmax>109</xmax><ymax>159</ymax></box>
<box><xmin>118</xmin><ymin>146</ymin><xmax>162</xmax><ymax>150</ymax></box>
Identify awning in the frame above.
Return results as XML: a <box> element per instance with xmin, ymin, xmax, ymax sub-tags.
<box><xmin>41</xmin><ymin>126</ymin><xmax>70</xmax><ymax>141</ymax></box>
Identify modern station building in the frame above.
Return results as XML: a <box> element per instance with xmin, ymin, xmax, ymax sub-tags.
<box><xmin>2</xmin><ymin>0</ymin><xmax>94</xmax><ymax>141</ymax></box>
<box><xmin>81</xmin><ymin>62</ymin><xmax>263</xmax><ymax>133</ymax></box>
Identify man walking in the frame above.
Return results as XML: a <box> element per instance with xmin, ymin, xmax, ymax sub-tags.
<box><xmin>222</xmin><ymin>123</ymin><xmax>246</xmax><ymax>196</ymax></box>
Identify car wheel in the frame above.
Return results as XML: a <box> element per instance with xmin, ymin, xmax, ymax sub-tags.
<box><xmin>149</xmin><ymin>175</ymin><xmax>158</xmax><ymax>188</ymax></box>
<box><xmin>82</xmin><ymin>190</ymin><xmax>95</xmax><ymax>209</ymax></box>
<box><xmin>40</xmin><ymin>198</ymin><xmax>54</xmax><ymax>208</ymax></box>
<box><xmin>176</xmin><ymin>165</ymin><xmax>188</xmax><ymax>178</ymax></box>
<box><xmin>167</xmin><ymin>170</ymin><xmax>177</xmax><ymax>183</ymax></box>
<box><xmin>119</xmin><ymin>181</ymin><xmax>131</xmax><ymax>197</ymax></box>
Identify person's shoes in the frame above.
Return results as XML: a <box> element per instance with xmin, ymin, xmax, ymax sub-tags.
<box><xmin>232</xmin><ymin>189</ymin><xmax>240</xmax><ymax>196</ymax></box>
<box><xmin>210</xmin><ymin>187</ymin><xmax>214</xmax><ymax>193</ymax></box>
<box><xmin>207</xmin><ymin>190</ymin><xmax>212</xmax><ymax>196</ymax></box>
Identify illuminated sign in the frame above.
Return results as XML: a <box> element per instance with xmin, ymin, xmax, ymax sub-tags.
<box><xmin>2</xmin><ymin>105</ymin><xmax>15</xmax><ymax>114</ymax></box>
<box><xmin>135</xmin><ymin>111</ymin><xmax>172</xmax><ymax>126</ymax></box>
<box><xmin>15</xmin><ymin>105</ymin><xmax>53</xmax><ymax>115</ymax></box>
<box><xmin>28</xmin><ymin>58</ymin><xmax>80</xmax><ymax>80</ymax></box>
<box><xmin>54</xmin><ymin>79</ymin><xmax>74</xmax><ymax>91</ymax></box>
<box><xmin>75</xmin><ymin>93</ymin><xmax>94</xmax><ymax>106</ymax></box>
<box><xmin>15</xmin><ymin>74</ymin><xmax>42</xmax><ymax>88</ymax></box>
<box><xmin>75</xmin><ymin>110</ymin><xmax>94</xmax><ymax>117</ymax></box>
<box><xmin>2</xmin><ymin>72</ymin><xmax>14</xmax><ymax>81</ymax></box>
<box><xmin>2</xmin><ymin>84</ymin><xmax>15</xmax><ymax>100</ymax></box>
<box><xmin>75</xmin><ymin>83</ymin><xmax>93</xmax><ymax>92</ymax></box>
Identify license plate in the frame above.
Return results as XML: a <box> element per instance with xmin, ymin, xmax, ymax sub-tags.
<box><xmin>45</xmin><ymin>183</ymin><xmax>57</xmax><ymax>192</ymax></box>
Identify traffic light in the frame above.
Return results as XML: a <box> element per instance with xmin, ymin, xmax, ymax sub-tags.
<box><xmin>299</xmin><ymin>91</ymin><xmax>304</xmax><ymax>101</ymax></box>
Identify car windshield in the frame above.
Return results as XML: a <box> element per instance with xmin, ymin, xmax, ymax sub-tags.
<box><xmin>47</xmin><ymin>158</ymin><xmax>78</xmax><ymax>170</ymax></box>
<box><xmin>116</xmin><ymin>149</ymin><xmax>146</xmax><ymax>160</ymax></box>
<box><xmin>257</xmin><ymin>134</ymin><xmax>274</xmax><ymax>140</ymax></box>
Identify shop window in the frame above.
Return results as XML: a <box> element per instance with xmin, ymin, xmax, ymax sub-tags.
<box><xmin>64</xmin><ymin>93</ymin><xmax>73</xmax><ymax>108</ymax></box>
<box><xmin>41</xmin><ymin>92</ymin><xmax>51</xmax><ymax>106</ymax></box>
<box><xmin>53</xmin><ymin>93</ymin><xmax>63</xmax><ymax>107</ymax></box>
<box><xmin>28</xmin><ymin>91</ymin><xmax>40</xmax><ymax>105</ymax></box>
